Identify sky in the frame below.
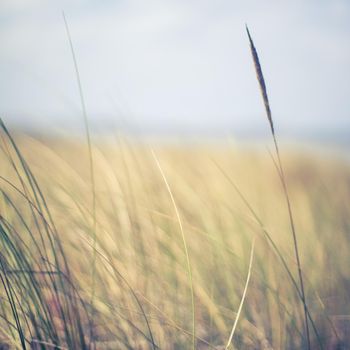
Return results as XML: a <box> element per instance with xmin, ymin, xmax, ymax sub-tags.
<box><xmin>0</xmin><ymin>0</ymin><xmax>349</xmax><ymax>139</ymax></box>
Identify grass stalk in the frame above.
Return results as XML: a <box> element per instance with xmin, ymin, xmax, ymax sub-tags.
<box><xmin>246</xmin><ymin>25</ymin><xmax>311</xmax><ymax>349</ymax></box>
<box><xmin>225</xmin><ymin>237</ymin><xmax>255</xmax><ymax>349</ymax></box>
<box><xmin>62</xmin><ymin>12</ymin><xmax>97</xmax><ymax>348</ymax></box>
<box><xmin>151</xmin><ymin>149</ymin><xmax>196</xmax><ymax>350</ymax></box>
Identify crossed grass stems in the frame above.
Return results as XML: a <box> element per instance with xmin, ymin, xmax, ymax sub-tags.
<box><xmin>0</xmin><ymin>23</ymin><xmax>339</xmax><ymax>349</ymax></box>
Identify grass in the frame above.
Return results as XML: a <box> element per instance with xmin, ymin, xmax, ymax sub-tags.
<box><xmin>62</xmin><ymin>12</ymin><xmax>98</xmax><ymax>347</ymax></box>
<box><xmin>0</xmin><ymin>129</ymin><xmax>349</xmax><ymax>349</ymax></box>
<box><xmin>151</xmin><ymin>149</ymin><xmax>195</xmax><ymax>350</ymax></box>
<box><xmin>0</xmin><ymin>26</ymin><xmax>349</xmax><ymax>350</ymax></box>
<box><xmin>246</xmin><ymin>26</ymin><xmax>310</xmax><ymax>349</ymax></box>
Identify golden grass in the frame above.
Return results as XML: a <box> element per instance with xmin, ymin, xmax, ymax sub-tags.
<box><xmin>0</xmin><ymin>133</ymin><xmax>349</xmax><ymax>349</ymax></box>
<box><xmin>246</xmin><ymin>25</ymin><xmax>311</xmax><ymax>348</ymax></box>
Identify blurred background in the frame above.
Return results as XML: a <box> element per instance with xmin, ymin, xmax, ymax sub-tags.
<box><xmin>1</xmin><ymin>3</ymin><xmax>350</xmax><ymax>348</ymax></box>
<box><xmin>1</xmin><ymin>0</ymin><xmax>349</xmax><ymax>145</ymax></box>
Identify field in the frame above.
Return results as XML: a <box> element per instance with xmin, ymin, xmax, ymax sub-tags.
<box><xmin>0</xmin><ymin>128</ymin><xmax>349</xmax><ymax>349</ymax></box>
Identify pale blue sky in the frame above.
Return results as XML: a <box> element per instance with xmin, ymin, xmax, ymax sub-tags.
<box><xmin>0</xmin><ymin>0</ymin><xmax>349</xmax><ymax>138</ymax></box>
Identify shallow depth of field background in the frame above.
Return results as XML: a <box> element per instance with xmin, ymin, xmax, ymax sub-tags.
<box><xmin>0</xmin><ymin>1</ymin><xmax>349</xmax><ymax>349</ymax></box>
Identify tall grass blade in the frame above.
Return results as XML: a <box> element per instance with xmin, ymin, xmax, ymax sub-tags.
<box><xmin>225</xmin><ymin>237</ymin><xmax>255</xmax><ymax>349</ymax></box>
<box><xmin>246</xmin><ymin>25</ymin><xmax>311</xmax><ymax>349</ymax></box>
<box><xmin>62</xmin><ymin>12</ymin><xmax>97</xmax><ymax>347</ymax></box>
<box><xmin>151</xmin><ymin>148</ymin><xmax>196</xmax><ymax>350</ymax></box>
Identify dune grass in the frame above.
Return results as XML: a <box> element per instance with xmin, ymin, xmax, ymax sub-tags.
<box><xmin>0</xmin><ymin>24</ymin><xmax>348</xmax><ymax>350</ymax></box>
<box><xmin>246</xmin><ymin>26</ymin><xmax>310</xmax><ymax>349</ymax></box>
<box><xmin>0</xmin><ymin>126</ymin><xmax>349</xmax><ymax>349</ymax></box>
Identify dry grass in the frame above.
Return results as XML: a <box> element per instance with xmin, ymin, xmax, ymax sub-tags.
<box><xmin>0</xmin><ymin>131</ymin><xmax>349</xmax><ymax>349</ymax></box>
<box><xmin>246</xmin><ymin>25</ymin><xmax>311</xmax><ymax>349</ymax></box>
